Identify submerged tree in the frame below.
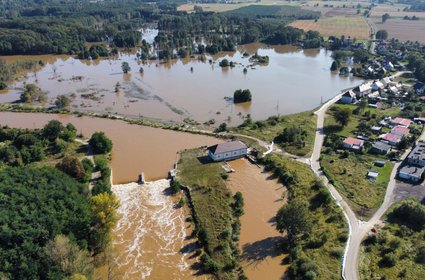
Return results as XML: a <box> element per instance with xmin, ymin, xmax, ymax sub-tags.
<box><xmin>121</xmin><ymin>62</ymin><xmax>131</xmax><ymax>73</ymax></box>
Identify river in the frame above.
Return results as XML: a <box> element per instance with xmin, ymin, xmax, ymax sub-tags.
<box><xmin>1</xmin><ymin>44</ymin><xmax>361</xmax><ymax>126</ymax></box>
<box><xmin>228</xmin><ymin>158</ymin><xmax>288</xmax><ymax>279</ymax></box>
<box><xmin>0</xmin><ymin>112</ymin><xmax>217</xmax><ymax>183</ymax></box>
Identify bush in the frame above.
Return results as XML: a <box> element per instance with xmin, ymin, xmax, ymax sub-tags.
<box><xmin>56</xmin><ymin>156</ymin><xmax>86</xmax><ymax>181</ymax></box>
<box><xmin>89</xmin><ymin>132</ymin><xmax>112</xmax><ymax>154</ymax></box>
<box><xmin>233</xmin><ymin>89</ymin><xmax>252</xmax><ymax>103</ymax></box>
<box><xmin>169</xmin><ymin>179</ymin><xmax>181</xmax><ymax>194</ymax></box>
<box><xmin>379</xmin><ymin>253</ymin><xmax>397</xmax><ymax>267</ymax></box>
<box><xmin>200</xmin><ymin>254</ymin><xmax>220</xmax><ymax>273</ymax></box>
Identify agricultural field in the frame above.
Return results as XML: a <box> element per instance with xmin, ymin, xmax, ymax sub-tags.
<box><xmin>177</xmin><ymin>0</ymin><xmax>300</xmax><ymax>13</ymax></box>
<box><xmin>370</xmin><ymin>3</ymin><xmax>425</xmax><ymax>18</ymax></box>
<box><xmin>372</xmin><ymin>18</ymin><xmax>425</xmax><ymax>44</ymax></box>
<box><xmin>290</xmin><ymin>16</ymin><xmax>371</xmax><ymax>39</ymax></box>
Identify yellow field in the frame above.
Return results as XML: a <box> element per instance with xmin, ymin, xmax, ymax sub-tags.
<box><xmin>290</xmin><ymin>16</ymin><xmax>371</xmax><ymax>39</ymax></box>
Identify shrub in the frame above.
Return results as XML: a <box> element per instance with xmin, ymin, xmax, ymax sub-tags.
<box><xmin>233</xmin><ymin>89</ymin><xmax>252</xmax><ymax>103</ymax></box>
<box><xmin>56</xmin><ymin>156</ymin><xmax>86</xmax><ymax>181</ymax></box>
<box><xmin>89</xmin><ymin>132</ymin><xmax>112</xmax><ymax>154</ymax></box>
<box><xmin>200</xmin><ymin>253</ymin><xmax>220</xmax><ymax>273</ymax></box>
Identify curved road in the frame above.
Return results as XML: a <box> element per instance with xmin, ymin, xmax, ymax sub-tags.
<box><xmin>309</xmin><ymin>72</ymin><xmax>419</xmax><ymax>280</ymax></box>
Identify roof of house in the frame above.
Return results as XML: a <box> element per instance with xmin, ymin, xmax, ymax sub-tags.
<box><xmin>382</xmin><ymin>77</ymin><xmax>392</xmax><ymax>85</ymax></box>
<box><xmin>382</xmin><ymin>133</ymin><xmax>402</xmax><ymax>143</ymax></box>
<box><xmin>391</xmin><ymin>126</ymin><xmax>410</xmax><ymax>136</ymax></box>
<box><xmin>399</xmin><ymin>165</ymin><xmax>425</xmax><ymax>178</ymax></box>
<box><xmin>407</xmin><ymin>143</ymin><xmax>425</xmax><ymax>162</ymax></box>
<box><xmin>342</xmin><ymin>91</ymin><xmax>356</xmax><ymax>98</ymax></box>
<box><xmin>372</xmin><ymin>141</ymin><xmax>391</xmax><ymax>151</ymax></box>
<box><xmin>368</xmin><ymin>170</ymin><xmax>379</xmax><ymax>178</ymax></box>
<box><xmin>371</xmin><ymin>126</ymin><xmax>382</xmax><ymax>131</ymax></box>
<box><xmin>357</xmin><ymin>82</ymin><xmax>372</xmax><ymax>93</ymax></box>
<box><xmin>373</xmin><ymin>81</ymin><xmax>385</xmax><ymax>89</ymax></box>
<box><xmin>343</xmin><ymin>137</ymin><xmax>364</xmax><ymax>146</ymax></box>
<box><xmin>208</xmin><ymin>141</ymin><xmax>247</xmax><ymax>155</ymax></box>
<box><xmin>391</xmin><ymin>117</ymin><xmax>412</xmax><ymax>127</ymax></box>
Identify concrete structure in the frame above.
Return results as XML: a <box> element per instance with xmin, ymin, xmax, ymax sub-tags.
<box><xmin>341</xmin><ymin>90</ymin><xmax>356</xmax><ymax>104</ymax></box>
<box><xmin>371</xmin><ymin>141</ymin><xmax>392</xmax><ymax>154</ymax></box>
<box><xmin>208</xmin><ymin>141</ymin><xmax>247</xmax><ymax>162</ymax></box>
<box><xmin>342</xmin><ymin>137</ymin><xmax>364</xmax><ymax>151</ymax></box>
<box><xmin>406</xmin><ymin>143</ymin><xmax>425</xmax><ymax>167</ymax></box>
<box><xmin>399</xmin><ymin>165</ymin><xmax>425</xmax><ymax>182</ymax></box>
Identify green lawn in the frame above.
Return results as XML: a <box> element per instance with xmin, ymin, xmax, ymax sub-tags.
<box><xmin>261</xmin><ymin>154</ymin><xmax>348</xmax><ymax>280</ymax></box>
<box><xmin>176</xmin><ymin>148</ymin><xmax>239</xmax><ymax>279</ymax></box>
<box><xmin>233</xmin><ymin>111</ymin><xmax>317</xmax><ymax>156</ymax></box>
<box><xmin>321</xmin><ymin>152</ymin><xmax>394</xmax><ymax>219</ymax></box>
<box><xmin>359</xmin><ymin>199</ymin><xmax>425</xmax><ymax>280</ymax></box>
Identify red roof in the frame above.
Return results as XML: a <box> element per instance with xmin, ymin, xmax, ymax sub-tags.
<box><xmin>391</xmin><ymin>117</ymin><xmax>411</xmax><ymax>127</ymax></box>
<box><xmin>343</xmin><ymin>137</ymin><xmax>364</xmax><ymax>146</ymax></box>
<box><xmin>382</xmin><ymin>133</ymin><xmax>402</xmax><ymax>143</ymax></box>
<box><xmin>391</xmin><ymin>126</ymin><xmax>409</xmax><ymax>136</ymax></box>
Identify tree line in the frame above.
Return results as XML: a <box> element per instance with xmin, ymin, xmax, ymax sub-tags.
<box><xmin>0</xmin><ymin>121</ymin><xmax>117</xmax><ymax>280</ymax></box>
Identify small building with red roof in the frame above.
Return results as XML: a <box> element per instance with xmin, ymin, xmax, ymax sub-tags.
<box><xmin>342</xmin><ymin>137</ymin><xmax>364</xmax><ymax>151</ymax></box>
<box><xmin>391</xmin><ymin>126</ymin><xmax>409</xmax><ymax>137</ymax></box>
<box><xmin>390</xmin><ymin>117</ymin><xmax>412</xmax><ymax>127</ymax></box>
<box><xmin>381</xmin><ymin>133</ymin><xmax>402</xmax><ymax>146</ymax></box>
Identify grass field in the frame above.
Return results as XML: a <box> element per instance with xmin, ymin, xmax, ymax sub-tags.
<box><xmin>372</xmin><ymin>18</ymin><xmax>425</xmax><ymax>44</ymax></box>
<box><xmin>177</xmin><ymin>1</ymin><xmax>301</xmax><ymax>13</ymax></box>
<box><xmin>290</xmin><ymin>16</ymin><xmax>371</xmax><ymax>39</ymax></box>
<box><xmin>321</xmin><ymin>152</ymin><xmax>393</xmax><ymax>219</ymax></box>
<box><xmin>177</xmin><ymin>148</ymin><xmax>238</xmax><ymax>279</ymax></box>
<box><xmin>359</xmin><ymin>199</ymin><xmax>425</xmax><ymax>280</ymax></box>
<box><xmin>233</xmin><ymin>111</ymin><xmax>317</xmax><ymax>156</ymax></box>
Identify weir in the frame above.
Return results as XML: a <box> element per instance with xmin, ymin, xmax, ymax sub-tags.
<box><xmin>138</xmin><ymin>172</ymin><xmax>145</xmax><ymax>184</ymax></box>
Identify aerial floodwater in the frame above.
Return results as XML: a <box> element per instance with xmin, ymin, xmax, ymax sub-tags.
<box><xmin>228</xmin><ymin>158</ymin><xmax>288</xmax><ymax>279</ymax></box>
<box><xmin>1</xmin><ymin>41</ymin><xmax>361</xmax><ymax>126</ymax></box>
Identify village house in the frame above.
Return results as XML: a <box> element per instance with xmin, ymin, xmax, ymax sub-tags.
<box><xmin>390</xmin><ymin>126</ymin><xmax>409</xmax><ymax>138</ymax></box>
<box><xmin>371</xmin><ymin>80</ymin><xmax>385</xmax><ymax>91</ymax></box>
<box><xmin>353</xmin><ymin>82</ymin><xmax>372</xmax><ymax>98</ymax></box>
<box><xmin>381</xmin><ymin>77</ymin><xmax>392</xmax><ymax>87</ymax></box>
<box><xmin>399</xmin><ymin>165</ymin><xmax>425</xmax><ymax>182</ymax></box>
<box><xmin>371</xmin><ymin>141</ymin><xmax>392</xmax><ymax>154</ymax></box>
<box><xmin>384</xmin><ymin>61</ymin><xmax>394</xmax><ymax>71</ymax></box>
<box><xmin>340</xmin><ymin>90</ymin><xmax>356</xmax><ymax>104</ymax></box>
<box><xmin>367</xmin><ymin>170</ymin><xmax>379</xmax><ymax>181</ymax></box>
<box><xmin>342</xmin><ymin>137</ymin><xmax>364</xmax><ymax>151</ymax></box>
<box><xmin>381</xmin><ymin>133</ymin><xmax>402</xmax><ymax>146</ymax></box>
<box><xmin>208</xmin><ymin>141</ymin><xmax>248</xmax><ymax>162</ymax></box>
<box><xmin>406</xmin><ymin>143</ymin><xmax>425</xmax><ymax>167</ymax></box>
<box><xmin>371</xmin><ymin>125</ymin><xmax>382</xmax><ymax>134</ymax></box>
<box><xmin>390</xmin><ymin>117</ymin><xmax>412</xmax><ymax>127</ymax></box>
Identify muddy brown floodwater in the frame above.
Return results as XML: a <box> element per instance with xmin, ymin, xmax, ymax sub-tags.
<box><xmin>228</xmin><ymin>158</ymin><xmax>288</xmax><ymax>280</ymax></box>
<box><xmin>1</xmin><ymin>43</ymin><xmax>361</xmax><ymax>126</ymax></box>
<box><xmin>0</xmin><ymin>112</ymin><xmax>217</xmax><ymax>183</ymax></box>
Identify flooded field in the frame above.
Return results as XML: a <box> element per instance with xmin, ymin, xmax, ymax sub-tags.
<box><xmin>111</xmin><ymin>180</ymin><xmax>205</xmax><ymax>280</ymax></box>
<box><xmin>1</xmin><ymin>44</ymin><xmax>361</xmax><ymax>126</ymax></box>
<box><xmin>0</xmin><ymin>112</ymin><xmax>217</xmax><ymax>183</ymax></box>
<box><xmin>228</xmin><ymin>158</ymin><xmax>288</xmax><ymax>279</ymax></box>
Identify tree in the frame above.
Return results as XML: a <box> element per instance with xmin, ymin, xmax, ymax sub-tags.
<box><xmin>55</xmin><ymin>95</ymin><xmax>71</xmax><ymax>108</ymax></box>
<box><xmin>56</xmin><ymin>156</ymin><xmax>86</xmax><ymax>181</ymax></box>
<box><xmin>89</xmin><ymin>132</ymin><xmax>112</xmax><ymax>154</ymax></box>
<box><xmin>333</xmin><ymin>107</ymin><xmax>352</xmax><ymax>127</ymax></box>
<box><xmin>42</xmin><ymin>120</ymin><xmax>64</xmax><ymax>141</ymax></box>
<box><xmin>20</xmin><ymin>84</ymin><xmax>46</xmax><ymax>103</ymax></box>
<box><xmin>233</xmin><ymin>89</ymin><xmax>252</xmax><ymax>103</ymax></box>
<box><xmin>382</xmin><ymin>13</ymin><xmax>390</xmax><ymax>23</ymax></box>
<box><xmin>139</xmin><ymin>67</ymin><xmax>144</xmax><ymax>74</ymax></box>
<box><xmin>330</xmin><ymin>60</ymin><xmax>339</xmax><ymax>71</ymax></box>
<box><xmin>376</xmin><ymin>30</ymin><xmax>388</xmax><ymax>40</ymax></box>
<box><xmin>45</xmin><ymin>235</ymin><xmax>92</xmax><ymax>277</ymax></box>
<box><xmin>276</xmin><ymin>199</ymin><xmax>312</xmax><ymax>240</ymax></box>
<box><xmin>219</xmin><ymin>59</ymin><xmax>230</xmax><ymax>67</ymax></box>
<box><xmin>0</xmin><ymin>81</ymin><xmax>7</xmax><ymax>89</ymax></box>
<box><xmin>91</xmin><ymin>192</ymin><xmax>121</xmax><ymax>252</ymax></box>
<box><xmin>216</xmin><ymin>122</ymin><xmax>227</xmax><ymax>132</ymax></box>
<box><xmin>121</xmin><ymin>62</ymin><xmax>131</xmax><ymax>73</ymax></box>
<box><xmin>232</xmin><ymin>192</ymin><xmax>244</xmax><ymax>217</ymax></box>
<box><xmin>353</xmin><ymin>49</ymin><xmax>369</xmax><ymax>63</ymax></box>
